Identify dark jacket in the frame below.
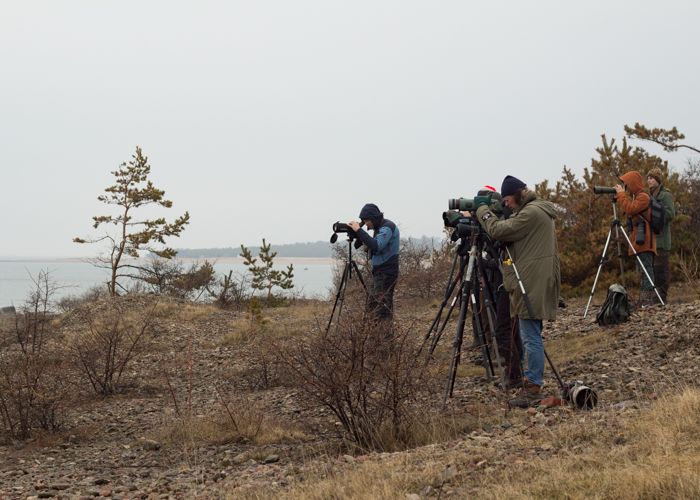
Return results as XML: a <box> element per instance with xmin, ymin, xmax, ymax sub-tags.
<box><xmin>650</xmin><ymin>185</ymin><xmax>675</xmax><ymax>252</ymax></box>
<box><xmin>616</xmin><ymin>171</ymin><xmax>656</xmax><ymax>256</ymax></box>
<box><xmin>476</xmin><ymin>190</ymin><xmax>560</xmax><ymax>321</ymax></box>
<box><xmin>356</xmin><ymin>204</ymin><xmax>400</xmax><ymax>276</ymax></box>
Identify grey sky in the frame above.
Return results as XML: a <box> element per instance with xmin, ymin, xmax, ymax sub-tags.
<box><xmin>2</xmin><ymin>1</ymin><xmax>699</xmax><ymax>258</ymax></box>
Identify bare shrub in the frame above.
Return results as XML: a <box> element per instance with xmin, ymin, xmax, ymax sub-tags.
<box><xmin>0</xmin><ymin>271</ymin><xmax>71</xmax><ymax>440</ymax></box>
<box><xmin>56</xmin><ymin>284</ymin><xmax>110</xmax><ymax>313</ymax></box>
<box><xmin>208</xmin><ymin>269</ymin><xmax>254</xmax><ymax>311</ymax></box>
<box><xmin>137</xmin><ymin>258</ymin><xmax>216</xmax><ymax>301</ymax></box>
<box><xmin>399</xmin><ymin>236</ymin><xmax>454</xmax><ymax>299</ymax></box>
<box><xmin>68</xmin><ymin>298</ymin><xmax>159</xmax><ymax>395</ymax></box>
<box><xmin>279</xmin><ymin>301</ymin><xmax>437</xmax><ymax>452</ymax></box>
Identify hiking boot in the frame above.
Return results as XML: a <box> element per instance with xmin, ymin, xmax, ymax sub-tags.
<box><xmin>636</xmin><ymin>291</ymin><xmax>655</xmax><ymax>309</ymax></box>
<box><xmin>493</xmin><ymin>377</ymin><xmax>523</xmax><ymax>390</ymax></box>
<box><xmin>509</xmin><ymin>380</ymin><xmax>543</xmax><ymax>408</ymax></box>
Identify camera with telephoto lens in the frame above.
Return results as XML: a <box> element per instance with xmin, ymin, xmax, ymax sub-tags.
<box><xmin>593</xmin><ymin>186</ymin><xmax>618</xmax><ymax>195</ymax></box>
<box><xmin>443</xmin><ymin>210</ymin><xmax>470</xmax><ymax>228</ymax></box>
<box><xmin>330</xmin><ymin>221</ymin><xmax>365</xmax><ymax>248</ymax></box>
<box><xmin>448</xmin><ymin>198</ymin><xmax>479</xmax><ymax>211</ymax></box>
<box><xmin>450</xmin><ymin>219</ymin><xmax>483</xmax><ymax>242</ymax></box>
<box><xmin>447</xmin><ymin>197</ymin><xmax>503</xmax><ymax>216</ymax></box>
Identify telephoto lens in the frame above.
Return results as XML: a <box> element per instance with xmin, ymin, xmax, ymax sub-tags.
<box><xmin>593</xmin><ymin>186</ymin><xmax>617</xmax><ymax>195</ymax></box>
<box><xmin>635</xmin><ymin>220</ymin><xmax>646</xmax><ymax>245</ymax></box>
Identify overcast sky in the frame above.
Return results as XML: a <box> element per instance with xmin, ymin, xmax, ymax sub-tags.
<box><xmin>2</xmin><ymin>1</ymin><xmax>699</xmax><ymax>258</ymax></box>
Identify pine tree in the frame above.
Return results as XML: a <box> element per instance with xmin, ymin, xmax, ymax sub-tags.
<box><xmin>240</xmin><ymin>239</ymin><xmax>294</xmax><ymax>306</ymax></box>
<box><xmin>74</xmin><ymin>147</ymin><xmax>190</xmax><ymax>296</ymax></box>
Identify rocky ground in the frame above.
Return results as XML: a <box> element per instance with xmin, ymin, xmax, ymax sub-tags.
<box><xmin>1</xmin><ymin>293</ymin><xmax>698</xmax><ymax>499</ymax></box>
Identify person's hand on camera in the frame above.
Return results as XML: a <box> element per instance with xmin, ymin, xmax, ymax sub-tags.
<box><xmin>614</xmin><ymin>184</ymin><xmax>625</xmax><ymax>194</ymax></box>
<box><xmin>474</xmin><ymin>194</ymin><xmax>492</xmax><ymax>208</ymax></box>
<box><xmin>348</xmin><ymin>221</ymin><xmax>361</xmax><ymax>232</ymax></box>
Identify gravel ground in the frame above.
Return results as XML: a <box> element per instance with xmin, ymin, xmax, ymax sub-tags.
<box><xmin>1</xmin><ymin>295</ymin><xmax>698</xmax><ymax>499</ymax></box>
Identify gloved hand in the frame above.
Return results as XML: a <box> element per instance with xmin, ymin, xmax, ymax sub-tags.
<box><xmin>474</xmin><ymin>194</ymin><xmax>492</xmax><ymax>209</ymax></box>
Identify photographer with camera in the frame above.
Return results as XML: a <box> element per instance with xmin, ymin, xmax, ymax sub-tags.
<box><xmin>474</xmin><ymin>176</ymin><xmax>560</xmax><ymax>408</ymax></box>
<box><xmin>614</xmin><ymin>171</ymin><xmax>657</xmax><ymax>308</ymax></box>
<box><xmin>348</xmin><ymin>204</ymin><xmax>400</xmax><ymax>324</ymax></box>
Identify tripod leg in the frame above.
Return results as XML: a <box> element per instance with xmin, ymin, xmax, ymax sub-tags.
<box><xmin>423</xmin><ymin>253</ymin><xmax>462</xmax><ymax>345</ymax></box>
<box><xmin>350</xmin><ymin>260</ymin><xmax>368</xmax><ymax>292</ymax></box>
<box><xmin>428</xmin><ymin>280</ymin><xmax>465</xmax><ymax>356</ymax></box>
<box><xmin>618</xmin><ymin>229</ymin><xmax>665</xmax><ymax>306</ymax></box>
<box><xmin>326</xmin><ymin>262</ymin><xmax>351</xmax><ymax>333</ymax></box>
<box><xmin>584</xmin><ymin>227</ymin><xmax>613</xmax><ymax>318</ymax></box>
<box><xmin>442</xmin><ymin>277</ymin><xmax>471</xmax><ymax>409</ymax></box>
<box><xmin>543</xmin><ymin>347</ymin><xmax>567</xmax><ymax>393</ymax></box>
<box><xmin>471</xmin><ymin>296</ymin><xmax>493</xmax><ymax>382</ymax></box>
<box><xmin>480</xmin><ymin>274</ymin><xmax>506</xmax><ymax>392</ymax></box>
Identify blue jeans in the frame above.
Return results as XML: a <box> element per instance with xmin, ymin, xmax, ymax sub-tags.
<box><xmin>519</xmin><ymin>319</ymin><xmax>544</xmax><ymax>387</ymax></box>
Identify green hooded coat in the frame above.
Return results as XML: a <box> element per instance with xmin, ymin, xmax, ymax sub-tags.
<box><xmin>476</xmin><ymin>190</ymin><xmax>560</xmax><ymax>321</ymax></box>
<box><xmin>649</xmin><ymin>185</ymin><xmax>675</xmax><ymax>252</ymax></box>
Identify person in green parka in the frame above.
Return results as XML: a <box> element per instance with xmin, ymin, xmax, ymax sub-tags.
<box><xmin>474</xmin><ymin>176</ymin><xmax>561</xmax><ymax>408</ymax></box>
<box><xmin>646</xmin><ymin>168</ymin><xmax>675</xmax><ymax>304</ymax></box>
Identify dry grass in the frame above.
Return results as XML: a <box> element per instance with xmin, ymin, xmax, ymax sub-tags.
<box><xmin>221</xmin><ymin>301</ymin><xmax>330</xmax><ymax>346</ymax></box>
<box><xmin>152</xmin><ymin>302</ymin><xmax>218</xmax><ymax>321</ymax></box>
<box><xmin>544</xmin><ymin>328</ymin><xmax>613</xmax><ymax>366</ymax></box>
<box><xmin>152</xmin><ymin>409</ymin><xmax>309</xmax><ymax>448</ymax></box>
<box><xmin>222</xmin><ymin>387</ymin><xmax>700</xmax><ymax>499</ymax></box>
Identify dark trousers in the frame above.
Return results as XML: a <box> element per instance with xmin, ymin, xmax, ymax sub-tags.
<box><xmin>494</xmin><ymin>288</ymin><xmax>523</xmax><ymax>380</ymax></box>
<box><xmin>637</xmin><ymin>251</ymin><xmax>655</xmax><ymax>292</ymax></box>
<box><xmin>368</xmin><ymin>273</ymin><xmax>397</xmax><ymax>322</ymax></box>
<box><xmin>653</xmin><ymin>250</ymin><xmax>671</xmax><ymax>302</ymax></box>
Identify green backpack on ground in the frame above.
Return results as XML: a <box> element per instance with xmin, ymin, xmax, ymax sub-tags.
<box><xmin>596</xmin><ymin>284</ymin><xmax>631</xmax><ymax>326</ymax></box>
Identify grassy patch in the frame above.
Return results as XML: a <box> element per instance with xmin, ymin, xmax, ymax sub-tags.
<box><xmin>152</xmin><ymin>409</ymin><xmax>309</xmax><ymax>448</ymax></box>
<box><xmin>221</xmin><ymin>387</ymin><xmax>700</xmax><ymax>499</ymax></box>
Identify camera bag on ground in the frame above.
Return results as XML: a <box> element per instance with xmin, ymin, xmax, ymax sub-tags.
<box><xmin>640</xmin><ymin>190</ymin><xmax>666</xmax><ymax>235</ymax></box>
<box><xmin>596</xmin><ymin>284</ymin><xmax>631</xmax><ymax>326</ymax></box>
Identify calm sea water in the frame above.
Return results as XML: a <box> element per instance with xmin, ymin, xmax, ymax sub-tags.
<box><xmin>0</xmin><ymin>261</ymin><xmax>335</xmax><ymax>308</ymax></box>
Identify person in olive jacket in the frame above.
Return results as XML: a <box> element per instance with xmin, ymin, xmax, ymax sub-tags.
<box><xmin>474</xmin><ymin>176</ymin><xmax>560</xmax><ymax>408</ymax></box>
<box><xmin>646</xmin><ymin>168</ymin><xmax>675</xmax><ymax>303</ymax></box>
<box><xmin>614</xmin><ymin>171</ymin><xmax>657</xmax><ymax>308</ymax></box>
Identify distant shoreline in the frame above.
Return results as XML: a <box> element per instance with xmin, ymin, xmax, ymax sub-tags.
<box><xmin>0</xmin><ymin>257</ymin><xmax>336</xmax><ymax>266</ymax></box>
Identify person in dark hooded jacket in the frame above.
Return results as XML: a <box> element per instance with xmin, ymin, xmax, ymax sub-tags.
<box><xmin>348</xmin><ymin>204</ymin><xmax>400</xmax><ymax>322</ymax></box>
<box><xmin>614</xmin><ymin>171</ymin><xmax>657</xmax><ymax>308</ymax></box>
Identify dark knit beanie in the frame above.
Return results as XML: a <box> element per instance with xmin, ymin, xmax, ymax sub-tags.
<box><xmin>646</xmin><ymin>168</ymin><xmax>663</xmax><ymax>184</ymax></box>
<box><xmin>501</xmin><ymin>175</ymin><xmax>526</xmax><ymax>197</ymax></box>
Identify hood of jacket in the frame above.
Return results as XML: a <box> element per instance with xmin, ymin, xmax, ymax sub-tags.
<box><xmin>516</xmin><ymin>190</ymin><xmax>558</xmax><ymax>221</ymax></box>
<box><xmin>620</xmin><ymin>171</ymin><xmax>645</xmax><ymax>196</ymax></box>
<box><xmin>359</xmin><ymin>203</ymin><xmax>383</xmax><ymax>230</ymax></box>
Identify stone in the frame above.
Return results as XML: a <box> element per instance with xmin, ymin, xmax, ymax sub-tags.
<box><xmin>342</xmin><ymin>455</ymin><xmax>355</xmax><ymax>464</ymax></box>
<box><xmin>142</xmin><ymin>440</ymin><xmax>162</xmax><ymax>451</ymax></box>
<box><xmin>263</xmin><ymin>454</ymin><xmax>280</xmax><ymax>464</ymax></box>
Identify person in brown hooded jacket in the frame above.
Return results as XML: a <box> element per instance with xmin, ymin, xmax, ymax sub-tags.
<box><xmin>614</xmin><ymin>171</ymin><xmax>657</xmax><ymax>307</ymax></box>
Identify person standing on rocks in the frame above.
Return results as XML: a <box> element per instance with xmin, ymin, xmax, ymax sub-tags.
<box><xmin>348</xmin><ymin>204</ymin><xmax>400</xmax><ymax>326</ymax></box>
<box><xmin>614</xmin><ymin>171</ymin><xmax>657</xmax><ymax>308</ymax></box>
<box><xmin>646</xmin><ymin>168</ymin><xmax>675</xmax><ymax>304</ymax></box>
<box><xmin>474</xmin><ymin>175</ymin><xmax>561</xmax><ymax>408</ymax></box>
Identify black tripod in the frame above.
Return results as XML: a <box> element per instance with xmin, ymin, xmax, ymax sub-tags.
<box><xmin>439</xmin><ymin>231</ymin><xmax>507</xmax><ymax>408</ymax></box>
<box><xmin>326</xmin><ymin>236</ymin><xmax>368</xmax><ymax>333</ymax></box>
<box><xmin>584</xmin><ymin>194</ymin><xmax>664</xmax><ymax>318</ymax></box>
